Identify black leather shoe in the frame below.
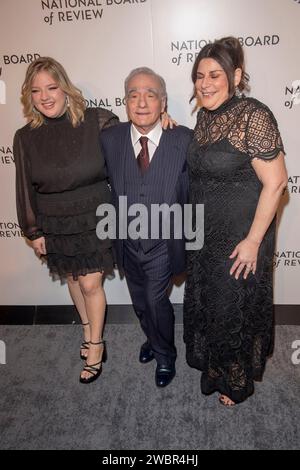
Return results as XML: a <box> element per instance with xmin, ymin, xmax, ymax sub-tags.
<box><xmin>155</xmin><ymin>364</ymin><xmax>176</xmax><ymax>388</ymax></box>
<box><xmin>139</xmin><ymin>342</ymin><xmax>154</xmax><ymax>364</ymax></box>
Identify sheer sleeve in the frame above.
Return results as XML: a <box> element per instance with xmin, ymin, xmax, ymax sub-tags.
<box><xmin>14</xmin><ymin>130</ymin><xmax>43</xmax><ymax>241</ymax></box>
<box><xmin>246</xmin><ymin>105</ymin><xmax>285</xmax><ymax>161</ymax></box>
<box><xmin>96</xmin><ymin>107</ymin><xmax>119</xmax><ymax>132</ymax></box>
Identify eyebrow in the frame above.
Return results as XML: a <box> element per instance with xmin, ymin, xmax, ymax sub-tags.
<box><xmin>197</xmin><ymin>69</ymin><xmax>224</xmax><ymax>74</ymax></box>
<box><xmin>128</xmin><ymin>87</ymin><xmax>159</xmax><ymax>94</ymax></box>
<box><xmin>31</xmin><ymin>82</ymin><xmax>58</xmax><ymax>88</ymax></box>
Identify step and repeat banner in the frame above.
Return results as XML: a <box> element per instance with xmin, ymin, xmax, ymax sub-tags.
<box><xmin>0</xmin><ymin>0</ymin><xmax>299</xmax><ymax>305</ymax></box>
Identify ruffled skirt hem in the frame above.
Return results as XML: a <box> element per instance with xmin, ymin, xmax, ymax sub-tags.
<box><xmin>41</xmin><ymin>213</ymin><xmax>115</xmax><ymax>280</ymax></box>
<box><xmin>45</xmin><ymin>247</ymin><xmax>115</xmax><ymax>281</ymax></box>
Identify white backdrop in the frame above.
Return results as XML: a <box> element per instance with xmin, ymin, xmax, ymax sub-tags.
<box><xmin>0</xmin><ymin>0</ymin><xmax>299</xmax><ymax>305</ymax></box>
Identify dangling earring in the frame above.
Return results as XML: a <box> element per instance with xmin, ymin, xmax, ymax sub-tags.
<box><xmin>66</xmin><ymin>95</ymin><xmax>70</xmax><ymax>107</ymax></box>
<box><xmin>235</xmin><ymin>86</ymin><xmax>242</xmax><ymax>98</ymax></box>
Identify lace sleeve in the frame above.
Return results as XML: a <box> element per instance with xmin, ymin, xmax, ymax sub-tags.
<box><xmin>96</xmin><ymin>107</ymin><xmax>120</xmax><ymax>132</ymax></box>
<box><xmin>14</xmin><ymin>130</ymin><xmax>43</xmax><ymax>241</ymax></box>
<box><xmin>246</xmin><ymin>105</ymin><xmax>285</xmax><ymax>161</ymax></box>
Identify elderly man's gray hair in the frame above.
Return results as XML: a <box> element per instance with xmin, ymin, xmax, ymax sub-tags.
<box><xmin>124</xmin><ymin>67</ymin><xmax>167</xmax><ymax>99</ymax></box>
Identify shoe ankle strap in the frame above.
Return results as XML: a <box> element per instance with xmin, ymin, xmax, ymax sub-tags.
<box><xmin>89</xmin><ymin>340</ymin><xmax>105</xmax><ymax>345</ymax></box>
<box><xmin>82</xmin><ymin>322</ymin><xmax>89</xmax><ymax>326</ymax></box>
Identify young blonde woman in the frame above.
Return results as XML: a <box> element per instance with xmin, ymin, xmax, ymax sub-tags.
<box><xmin>14</xmin><ymin>57</ymin><xmax>119</xmax><ymax>383</ymax></box>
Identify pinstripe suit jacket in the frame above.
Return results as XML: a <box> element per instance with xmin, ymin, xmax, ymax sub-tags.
<box><xmin>101</xmin><ymin>122</ymin><xmax>193</xmax><ymax>274</ymax></box>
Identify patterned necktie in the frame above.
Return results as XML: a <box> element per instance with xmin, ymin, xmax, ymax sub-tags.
<box><xmin>137</xmin><ymin>136</ymin><xmax>150</xmax><ymax>174</ymax></box>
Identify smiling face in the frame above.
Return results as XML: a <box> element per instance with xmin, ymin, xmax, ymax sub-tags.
<box><xmin>31</xmin><ymin>70</ymin><xmax>67</xmax><ymax>118</ymax></box>
<box><xmin>195</xmin><ymin>58</ymin><xmax>230</xmax><ymax>111</ymax></box>
<box><xmin>126</xmin><ymin>73</ymin><xmax>166</xmax><ymax>134</ymax></box>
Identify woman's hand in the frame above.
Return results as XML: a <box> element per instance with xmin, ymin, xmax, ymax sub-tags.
<box><xmin>31</xmin><ymin>236</ymin><xmax>47</xmax><ymax>257</ymax></box>
<box><xmin>161</xmin><ymin>112</ymin><xmax>178</xmax><ymax>130</ymax></box>
<box><xmin>229</xmin><ymin>238</ymin><xmax>260</xmax><ymax>280</ymax></box>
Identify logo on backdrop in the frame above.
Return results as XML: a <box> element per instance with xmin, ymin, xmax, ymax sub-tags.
<box><xmin>171</xmin><ymin>35</ymin><xmax>280</xmax><ymax>66</ymax></box>
<box><xmin>274</xmin><ymin>250</ymin><xmax>300</xmax><ymax>268</ymax></box>
<box><xmin>284</xmin><ymin>80</ymin><xmax>300</xmax><ymax>109</ymax></box>
<box><xmin>0</xmin><ymin>222</ymin><xmax>24</xmax><ymax>238</ymax></box>
<box><xmin>285</xmin><ymin>176</ymin><xmax>300</xmax><ymax>195</ymax></box>
<box><xmin>41</xmin><ymin>0</ymin><xmax>148</xmax><ymax>26</ymax></box>
<box><xmin>0</xmin><ymin>146</ymin><xmax>14</xmax><ymax>165</ymax></box>
<box><xmin>2</xmin><ymin>53</ymin><xmax>41</xmax><ymax>66</ymax></box>
<box><xmin>0</xmin><ymin>55</ymin><xmax>40</xmax><ymax>103</ymax></box>
<box><xmin>86</xmin><ymin>96</ymin><xmax>125</xmax><ymax>110</ymax></box>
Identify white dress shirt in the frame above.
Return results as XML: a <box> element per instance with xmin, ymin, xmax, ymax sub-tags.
<box><xmin>131</xmin><ymin>121</ymin><xmax>163</xmax><ymax>162</ymax></box>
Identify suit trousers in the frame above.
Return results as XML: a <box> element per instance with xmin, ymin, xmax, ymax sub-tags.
<box><xmin>123</xmin><ymin>241</ymin><xmax>176</xmax><ymax>366</ymax></box>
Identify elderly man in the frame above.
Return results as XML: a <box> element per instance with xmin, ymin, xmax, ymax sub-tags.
<box><xmin>101</xmin><ymin>67</ymin><xmax>192</xmax><ymax>387</ymax></box>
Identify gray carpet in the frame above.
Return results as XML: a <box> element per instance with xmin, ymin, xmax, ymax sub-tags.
<box><xmin>0</xmin><ymin>324</ymin><xmax>299</xmax><ymax>450</ymax></box>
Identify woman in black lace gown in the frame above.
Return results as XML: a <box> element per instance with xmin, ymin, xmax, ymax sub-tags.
<box><xmin>183</xmin><ymin>37</ymin><xmax>288</xmax><ymax>406</ymax></box>
<box><xmin>14</xmin><ymin>57</ymin><xmax>119</xmax><ymax>383</ymax></box>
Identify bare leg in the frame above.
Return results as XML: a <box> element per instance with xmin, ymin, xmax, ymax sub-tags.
<box><xmin>67</xmin><ymin>276</ymin><xmax>90</xmax><ymax>358</ymax></box>
<box><xmin>78</xmin><ymin>272</ymin><xmax>106</xmax><ymax>380</ymax></box>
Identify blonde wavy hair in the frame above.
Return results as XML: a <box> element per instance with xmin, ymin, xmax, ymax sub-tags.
<box><xmin>21</xmin><ymin>57</ymin><xmax>86</xmax><ymax>128</ymax></box>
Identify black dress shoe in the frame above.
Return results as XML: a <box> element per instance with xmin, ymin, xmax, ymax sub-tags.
<box><xmin>139</xmin><ymin>343</ymin><xmax>154</xmax><ymax>364</ymax></box>
<box><xmin>155</xmin><ymin>364</ymin><xmax>176</xmax><ymax>387</ymax></box>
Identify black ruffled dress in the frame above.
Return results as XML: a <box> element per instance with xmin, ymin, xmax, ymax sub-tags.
<box><xmin>14</xmin><ymin>107</ymin><xmax>119</xmax><ymax>280</ymax></box>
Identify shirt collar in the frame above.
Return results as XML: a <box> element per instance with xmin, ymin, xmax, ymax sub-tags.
<box><xmin>131</xmin><ymin>121</ymin><xmax>163</xmax><ymax>147</ymax></box>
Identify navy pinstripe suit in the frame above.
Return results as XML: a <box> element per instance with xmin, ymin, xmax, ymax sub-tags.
<box><xmin>101</xmin><ymin>122</ymin><xmax>192</xmax><ymax>366</ymax></box>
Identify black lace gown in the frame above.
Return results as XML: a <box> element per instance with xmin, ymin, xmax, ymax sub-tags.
<box><xmin>183</xmin><ymin>96</ymin><xmax>285</xmax><ymax>403</ymax></box>
<box><xmin>14</xmin><ymin>107</ymin><xmax>119</xmax><ymax>280</ymax></box>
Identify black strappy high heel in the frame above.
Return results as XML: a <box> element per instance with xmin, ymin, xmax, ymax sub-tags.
<box><xmin>79</xmin><ymin>340</ymin><xmax>107</xmax><ymax>384</ymax></box>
